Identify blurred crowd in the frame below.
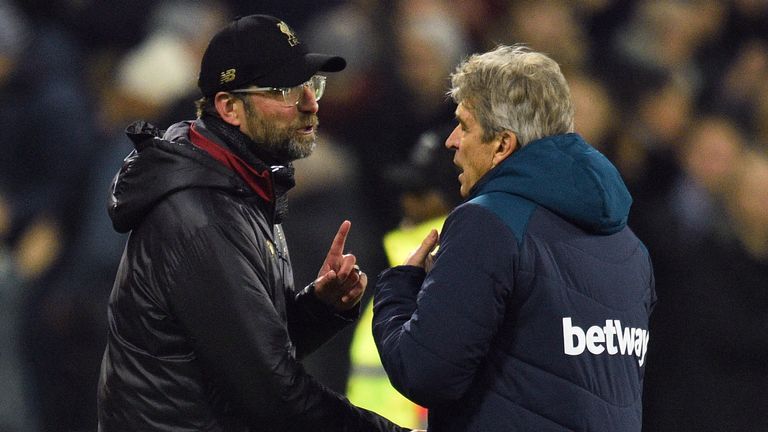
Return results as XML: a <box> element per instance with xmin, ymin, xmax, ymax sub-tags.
<box><xmin>0</xmin><ymin>0</ymin><xmax>767</xmax><ymax>431</ymax></box>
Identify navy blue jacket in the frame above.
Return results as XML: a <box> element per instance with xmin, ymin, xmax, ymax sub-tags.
<box><xmin>373</xmin><ymin>133</ymin><xmax>655</xmax><ymax>431</ymax></box>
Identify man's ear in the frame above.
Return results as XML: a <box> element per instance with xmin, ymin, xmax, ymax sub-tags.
<box><xmin>213</xmin><ymin>92</ymin><xmax>242</xmax><ymax>127</ymax></box>
<box><xmin>492</xmin><ymin>130</ymin><xmax>518</xmax><ymax>167</ymax></box>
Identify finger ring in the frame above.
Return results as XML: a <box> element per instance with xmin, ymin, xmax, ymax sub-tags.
<box><xmin>353</xmin><ymin>264</ymin><xmax>361</xmax><ymax>274</ymax></box>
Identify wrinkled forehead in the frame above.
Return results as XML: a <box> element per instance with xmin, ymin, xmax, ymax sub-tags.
<box><xmin>454</xmin><ymin>101</ymin><xmax>477</xmax><ymax>122</ymax></box>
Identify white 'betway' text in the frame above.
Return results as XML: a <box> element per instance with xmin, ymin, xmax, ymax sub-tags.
<box><xmin>562</xmin><ymin>318</ymin><xmax>649</xmax><ymax>366</ymax></box>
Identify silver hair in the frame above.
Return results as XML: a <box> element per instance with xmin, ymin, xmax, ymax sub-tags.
<box><xmin>449</xmin><ymin>44</ymin><xmax>574</xmax><ymax>146</ymax></box>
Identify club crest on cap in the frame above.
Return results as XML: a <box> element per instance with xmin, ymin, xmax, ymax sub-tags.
<box><xmin>219</xmin><ymin>68</ymin><xmax>236</xmax><ymax>84</ymax></box>
<box><xmin>277</xmin><ymin>21</ymin><xmax>300</xmax><ymax>47</ymax></box>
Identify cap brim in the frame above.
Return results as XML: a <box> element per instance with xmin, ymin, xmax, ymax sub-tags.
<box><xmin>311</xmin><ymin>53</ymin><xmax>346</xmax><ymax>73</ymax></box>
<box><xmin>258</xmin><ymin>53</ymin><xmax>346</xmax><ymax>87</ymax></box>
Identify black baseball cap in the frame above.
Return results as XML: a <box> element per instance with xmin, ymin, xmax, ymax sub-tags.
<box><xmin>197</xmin><ymin>14</ymin><xmax>346</xmax><ymax>96</ymax></box>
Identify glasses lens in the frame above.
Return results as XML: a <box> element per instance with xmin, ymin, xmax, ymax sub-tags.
<box><xmin>282</xmin><ymin>87</ymin><xmax>299</xmax><ymax>106</ymax></box>
<box><xmin>283</xmin><ymin>76</ymin><xmax>327</xmax><ymax>105</ymax></box>
<box><xmin>311</xmin><ymin>75</ymin><xmax>326</xmax><ymax>101</ymax></box>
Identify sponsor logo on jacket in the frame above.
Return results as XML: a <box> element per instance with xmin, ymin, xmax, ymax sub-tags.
<box><xmin>562</xmin><ymin>317</ymin><xmax>649</xmax><ymax>366</ymax></box>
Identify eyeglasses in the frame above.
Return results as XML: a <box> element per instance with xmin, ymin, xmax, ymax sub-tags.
<box><xmin>230</xmin><ymin>75</ymin><xmax>327</xmax><ymax>107</ymax></box>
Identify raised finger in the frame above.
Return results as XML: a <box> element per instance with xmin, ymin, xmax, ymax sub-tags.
<box><xmin>328</xmin><ymin>220</ymin><xmax>351</xmax><ymax>259</ymax></box>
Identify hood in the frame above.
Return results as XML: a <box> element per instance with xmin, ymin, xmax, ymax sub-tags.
<box><xmin>470</xmin><ymin>133</ymin><xmax>631</xmax><ymax>235</ymax></box>
<box><xmin>108</xmin><ymin>120</ymin><xmax>247</xmax><ymax>233</ymax></box>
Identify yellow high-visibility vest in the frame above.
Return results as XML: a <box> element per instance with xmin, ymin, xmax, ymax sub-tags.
<box><xmin>346</xmin><ymin>216</ymin><xmax>446</xmax><ymax>430</ymax></box>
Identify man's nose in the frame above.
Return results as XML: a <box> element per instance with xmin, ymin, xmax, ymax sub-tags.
<box><xmin>445</xmin><ymin>126</ymin><xmax>460</xmax><ymax>149</ymax></box>
<box><xmin>297</xmin><ymin>86</ymin><xmax>319</xmax><ymax>113</ymax></box>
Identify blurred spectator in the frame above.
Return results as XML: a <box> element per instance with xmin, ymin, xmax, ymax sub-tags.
<box><xmin>299</xmin><ymin>0</ymin><xmax>388</xmax><ymax>178</ymax></box>
<box><xmin>605</xmin><ymin>0</ymin><xmax>726</xmax><ymax>101</ymax></box>
<box><xmin>0</xmin><ymin>198</ymin><xmax>37</xmax><ymax>431</ymax></box>
<box><xmin>583</xmin><ymin>0</ymin><xmax>637</xmax><ymax>54</ymax></box>
<box><xmin>367</xmin><ymin>0</ymin><xmax>469</xmax><ymax>230</ymax></box>
<box><xmin>707</xmin><ymin>39</ymin><xmax>768</xmax><ymax>138</ymax></box>
<box><xmin>382</xmin><ymin>125</ymin><xmax>460</xmax><ymax>229</ymax></box>
<box><xmin>492</xmin><ymin>0</ymin><xmax>590</xmax><ymax>74</ymax></box>
<box><xmin>113</xmin><ymin>1</ymin><xmax>229</xmax><ymax>128</ymax></box>
<box><xmin>670</xmin><ymin>117</ymin><xmax>746</xmax><ymax>235</ymax></box>
<box><xmin>446</xmin><ymin>0</ymin><xmax>507</xmax><ymax>51</ymax></box>
<box><xmin>725</xmin><ymin>150</ymin><xmax>768</xmax><ymax>259</ymax></box>
<box><xmin>299</xmin><ymin>0</ymin><xmax>384</xmax><ymax>134</ymax></box>
<box><xmin>642</xmin><ymin>149</ymin><xmax>768</xmax><ymax>432</ymax></box>
<box><xmin>614</xmin><ymin>75</ymin><xmax>695</xmax><ymax>217</ymax></box>
<box><xmin>568</xmin><ymin>73</ymin><xmax>618</xmax><ymax>154</ymax></box>
<box><xmin>0</xmin><ymin>3</ymin><xmax>93</xmax><ymax>272</ymax></box>
<box><xmin>0</xmin><ymin>2</ymin><xmax>97</xmax><ymax>431</ymax></box>
<box><xmin>632</xmin><ymin>115</ymin><xmax>748</xmax><ymax>312</ymax></box>
<box><xmin>720</xmin><ymin>0</ymin><xmax>768</xmax><ymax>48</ymax></box>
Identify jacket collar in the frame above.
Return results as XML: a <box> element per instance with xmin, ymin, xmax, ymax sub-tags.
<box><xmin>189</xmin><ymin>121</ymin><xmax>274</xmax><ymax>202</ymax></box>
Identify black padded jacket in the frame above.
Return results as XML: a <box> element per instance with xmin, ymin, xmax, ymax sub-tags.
<box><xmin>97</xmin><ymin>119</ymin><xmax>406</xmax><ymax>432</ymax></box>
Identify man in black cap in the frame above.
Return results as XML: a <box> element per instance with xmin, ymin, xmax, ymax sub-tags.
<box><xmin>97</xmin><ymin>15</ymin><xmax>410</xmax><ymax>432</ymax></box>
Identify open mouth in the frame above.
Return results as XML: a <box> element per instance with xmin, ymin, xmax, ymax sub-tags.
<box><xmin>453</xmin><ymin>160</ymin><xmax>463</xmax><ymax>174</ymax></box>
<box><xmin>452</xmin><ymin>161</ymin><xmax>464</xmax><ymax>182</ymax></box>
<box><xmin>298</xmin><ymin>124</ymin><xmax>316</xmax><ymax>134</ymax></box>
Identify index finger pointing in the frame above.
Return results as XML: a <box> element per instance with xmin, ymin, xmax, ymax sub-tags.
<box><xmin>329</xmin><ymin>220</ymin><xmax>351</xmax><ymax>256</ymax></box>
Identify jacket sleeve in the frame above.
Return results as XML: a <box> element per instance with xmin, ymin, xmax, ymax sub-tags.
<box><xmin>373</xmin><ymin>204</ymin><xmax>516</xmax><ymax>407</ymax></box>
<box><xmin>286</xmin><ymin>280</ymin><xmax>360</xmax><ymax>360</ymax></box>
<box><xmin>167</xmin><ymin>223</ymin><xmax>406</xmax><ymax>432</ymax></box>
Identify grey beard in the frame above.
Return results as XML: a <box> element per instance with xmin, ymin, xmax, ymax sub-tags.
<box><xmin>287</xmin><ymin>137</ymin><xmax>316</xmax><ymax>160</ymax></box>
<box><xmin>266</xmin><ymin>137</ymin><xmax>316</xmax><ymax>162</ymax></box>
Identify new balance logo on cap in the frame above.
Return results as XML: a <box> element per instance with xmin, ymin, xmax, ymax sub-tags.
<box><xmin>562</xmin><ymin>317</ymin><xmax>650</xmax><ymax>366</ymax></box>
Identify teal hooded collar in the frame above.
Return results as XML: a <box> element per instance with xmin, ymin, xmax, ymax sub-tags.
<box><xmin>468</xmin><ymin>133</ymin><xmax>632</xmax><ymax>235</ymax></box>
